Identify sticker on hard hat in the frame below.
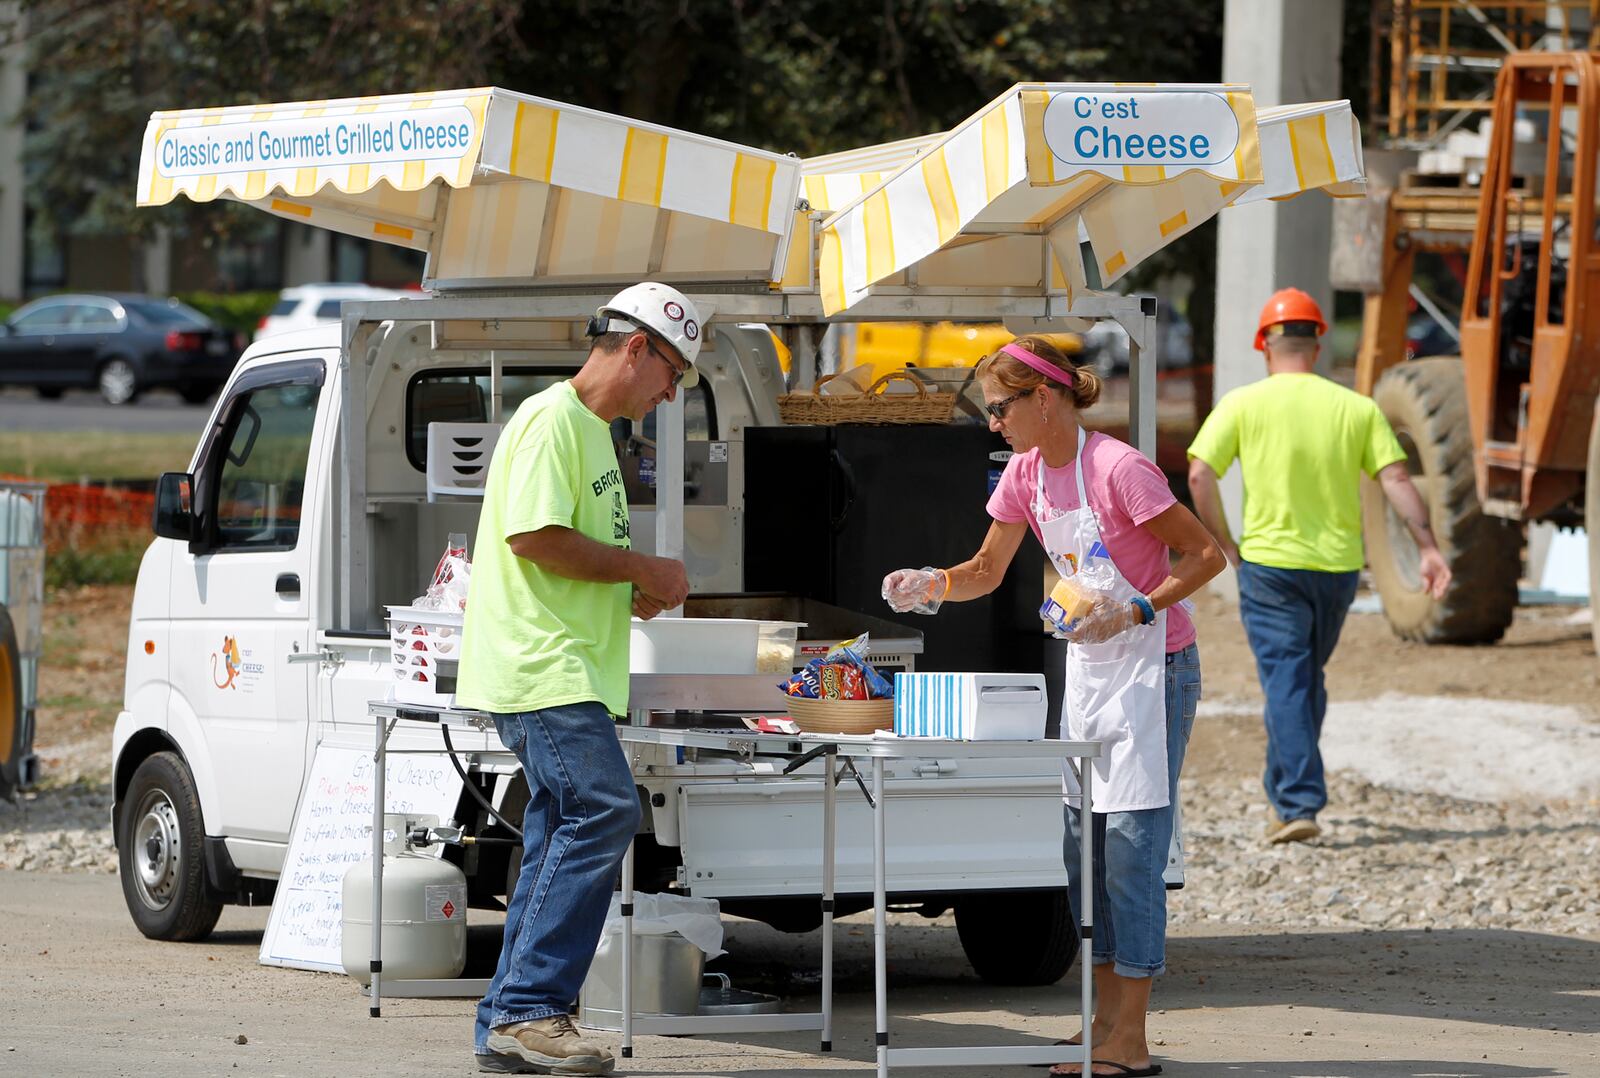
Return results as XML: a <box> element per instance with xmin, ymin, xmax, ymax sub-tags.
<box><xmin>684</xmin><ymin>320</ymin><xmax>699</xmax><ymax>341</ymax></box>
<box><xmin>664</xmin><ymin>301</ymin><xmax>684</xmax><ymax>321</ymax></box>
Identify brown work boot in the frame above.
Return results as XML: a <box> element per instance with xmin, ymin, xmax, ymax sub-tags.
<box><xmin>479</xmin><ymin>1015</ymin><xmax>616</xmax><ymax>1075</ymax></box>
<box><xmin>1264</xmin><ymin>816</ymin><xmax>1321</xmax><ymax>845</ymax></box>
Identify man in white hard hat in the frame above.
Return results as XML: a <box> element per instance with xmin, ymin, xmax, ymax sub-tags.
<box><xmin>459</xmin><ymin>282</ymin><xmax>701</xmax><ymax>1075</ymax></box>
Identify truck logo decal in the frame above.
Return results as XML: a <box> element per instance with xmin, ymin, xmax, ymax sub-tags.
<box><xmin>212</xmin><ymin>635</ymin><xmax>242</xmax><ymax>690</ymax></box>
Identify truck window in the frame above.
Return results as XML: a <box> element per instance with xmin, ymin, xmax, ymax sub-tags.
<box><xmin>405</xmin><ymin>368</ymin><xmax>575</xmax><ymax>469</ymax></box>
<box><xmin>210</xmin><ymin>382</ymin><xmax>318</xmax><ymax>550</ymax></box>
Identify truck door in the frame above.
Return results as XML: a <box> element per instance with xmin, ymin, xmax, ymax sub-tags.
<box><xmin>168</xmin><ymin>358</ymin><xmax>328</xmax><ymax>846</ymax></box>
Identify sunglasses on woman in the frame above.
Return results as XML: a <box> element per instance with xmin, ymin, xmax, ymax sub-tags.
<box><xmin>983</xmin><ymin>386</ymin><xmax>1034</xmax><ymax>420</ymax></box>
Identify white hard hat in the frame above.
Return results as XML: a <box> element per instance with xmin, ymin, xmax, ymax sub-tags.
<box><xmin>591</xmin><ymin>282</ymin><xmax>705</xmax><ymax>388</ymax></box>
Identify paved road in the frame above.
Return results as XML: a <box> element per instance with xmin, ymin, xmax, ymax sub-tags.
<box><xmin>0</xmin><ymin>387</ymin><xmax>213</xmax><ymax>434</ymax></box>
<box><xmin>3</xmin><ymin>870</ymin><xmax>1595</xmax><ymax>1077</ymax></box>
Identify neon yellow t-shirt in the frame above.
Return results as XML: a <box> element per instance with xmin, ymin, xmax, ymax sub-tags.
<box><xmin>1186</xmin><ymin>372</ymin><xmax>1406</xmax><ymax>573</ymax></box>
<box><xmin>455</xmin><ymin>381</ymin><xmax>632</xmax><ymax>716</ymax></box>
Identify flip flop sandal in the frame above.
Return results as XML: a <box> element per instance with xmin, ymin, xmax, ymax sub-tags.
<box><xmin>1030</xmin><ymin>1038</ymin><xmax>1080</xmax><ymax>1068</ymax></box>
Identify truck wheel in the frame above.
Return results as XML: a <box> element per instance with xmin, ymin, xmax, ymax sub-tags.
<box><xmin>1362</xmin><ymin>359</ymin><xmax>1520</xmax><ymax>643</ymax></box>
<box><xmin>117</xmin><ymin>751</ymin><xmax>222</xmax><ymax>941</ymax></box>
<box><xmin>1587</xmin><ymin>399</ymin><xmax>1600</xmax><ymax>659</ymax></box>
<box><xmin>954</xmin><ymin>889</ymin><xmax>1078</xmax><ymax>986</ymax></box>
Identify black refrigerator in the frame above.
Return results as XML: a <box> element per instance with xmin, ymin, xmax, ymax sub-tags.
<box><xmin>744</xmin><ymin>423</ymin><xmax>1062</xmax><ymax>724</ymax></box>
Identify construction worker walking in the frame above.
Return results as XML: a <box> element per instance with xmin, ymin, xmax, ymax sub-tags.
<box><xmin>1186</xmin><ymin>289</ymin><xmax>1451</xmax><ymax>845</ymax></box>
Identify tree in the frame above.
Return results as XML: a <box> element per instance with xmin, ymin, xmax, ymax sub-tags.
<box><xmin>4</xmin><ymin>0</ymin><xmax>1233</xmax><ymax>296</ymax></box>
<box><xmin>3</xmin><ymin>0</ymin><xmax>524</xmax><ymax>261</ymax></box>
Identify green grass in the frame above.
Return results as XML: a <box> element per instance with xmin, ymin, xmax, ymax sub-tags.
<box><xmin>45</xmin><ymin>539</ymin><xmax>149</xmax><ymax>589</ymax></box>
<box><xmin>0</xmin><ymin>431</ymin><xmax>197</xmax><ymax>482</ymax></box>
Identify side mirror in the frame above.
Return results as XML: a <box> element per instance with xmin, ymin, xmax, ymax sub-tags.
<box><xmin>152</xmin><ymin>471</ymin><xmax>198</xmax><ymax>542</ymax></box>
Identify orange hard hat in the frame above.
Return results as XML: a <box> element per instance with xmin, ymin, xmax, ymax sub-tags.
<box><xmin>1254</xmin><ymin>288</ymin><xmax>1327</xmax><ymax>351</ymax></box>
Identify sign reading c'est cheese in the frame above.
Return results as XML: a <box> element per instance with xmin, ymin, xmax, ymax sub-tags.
<box><xmin>1042</xmin><ymin>90</ymin><xmax>1240</xmax><ymax>171</ymax></box>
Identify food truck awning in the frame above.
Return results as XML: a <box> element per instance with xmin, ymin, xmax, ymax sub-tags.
<box><xmin>137</xmin><ymin>87</ymin><xmax>803</xmax><ymax>289</ymax></box>
<box><xmin>812</xmin><ymin>87</ymin><xmax>1365</xmax><ymax>314</ymax></box>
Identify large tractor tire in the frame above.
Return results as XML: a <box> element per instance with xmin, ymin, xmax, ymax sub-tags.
<box><xmin>1586</xmin><ymin>399</ymin><xmax>1600</xmax><ymax>659</ymax></box>
<box><xmin>1362</xmin><ymin>359</ymin><xmax>1521</xmax><ymax>643</ymax></box>
<box><xmin>0</xmin><ymin>605</ymin><xmax>20</xmax><ymax>800</ymax></box>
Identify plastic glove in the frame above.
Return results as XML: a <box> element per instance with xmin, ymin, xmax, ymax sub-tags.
<box><xmin>882</xmin><ymin>567</ymin><xmax>944</xmax><ymax>615</ymax></box>
<box><xmin>1064</xmin><ymin>596</ymin><xmax>1139</xmax><ymax>645</ymax></box>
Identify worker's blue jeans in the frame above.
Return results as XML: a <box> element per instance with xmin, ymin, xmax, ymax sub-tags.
<box><xmin>474</xmin><ymin>701</ymin><xmax>641</xmax><ymax>1054</ymax></box>
<box><xmin>1062</xmin><ymin>644</ymin><xmax>1201</xmax><ymax>978</ymax></box>
<box><xmin>1236</xmin><ymin>560</ymin><xmax>1359</xmax><ymax>823</ymax></box>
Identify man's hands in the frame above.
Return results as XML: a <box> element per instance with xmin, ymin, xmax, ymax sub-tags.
<box><xmin>1418</xmin><ymin>546</ymin><xmax>1452</xmax><ymax>599</ymax></box>
<box><xmin>632</xmin><ymin>555</ymin><xmax>689</xmax><ymax>620</ymax></box>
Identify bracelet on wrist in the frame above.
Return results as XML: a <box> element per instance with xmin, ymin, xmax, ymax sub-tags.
<box><xmin>936</xmin><ymin>569</ymin><xmax>951</xmax><ymax>600</ymax></box>
<box><xmin>1130</xmin><ymin>595</ymin><xmax>1155</xmax><ymax>625</ymax></box>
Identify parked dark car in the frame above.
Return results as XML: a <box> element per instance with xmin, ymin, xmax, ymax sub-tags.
<box><xmin>0</xmin><ymin>293</ymin><xmax>244</xmax><ymax>405</ymax></box>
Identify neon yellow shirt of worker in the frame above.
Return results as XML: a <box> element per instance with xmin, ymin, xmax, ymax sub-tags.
<box><xmin>1188</xmin><ymin>376</ymin><xmax>1404</xmax><ymax>572</ymax></box>
<box><xmin>455</xmin><ymin>290</ymin><xmax>697</xmax><ymax>717</ymax></box>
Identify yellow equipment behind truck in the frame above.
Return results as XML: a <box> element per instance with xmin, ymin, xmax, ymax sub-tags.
<box><xmin>0</xmin><ymin>480</ymin><xmax>45</xmax><ymax>799</ymax></box>
<box><xmin>1348</xmin><ymin>52</ymin><xmax>1600</xmax><ymax>654</ymax></box>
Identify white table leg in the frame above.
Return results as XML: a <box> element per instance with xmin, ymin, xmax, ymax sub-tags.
<box><xmin>821</xmin><ymin>748</ymin><xmax>836</xmax><ymax>1051</ymax></box>
<box><xmin>873</xmin><ymin>755</ymin><xmax>887</xmax><ymax>1078</ymax></box>
<box><xmin>1079</xmin><ymin>760</ymin><xmax>1094</xmax><ymax>1078</ymax></box>
<box><xmin>621</xmin><ymin>839</ymin><xmax>635</xmax><ymax>1059</ymax></box>
<box><xmin>370</xmin><ymin>714</ymin><xmax>386</xmax><ymax>1018</ymax></box>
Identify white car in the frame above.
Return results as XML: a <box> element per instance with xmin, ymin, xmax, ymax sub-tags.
<box><xmin>254</xmin><ymin>283</ymin><xmax>412</xmax><ymax>341</ymax></box>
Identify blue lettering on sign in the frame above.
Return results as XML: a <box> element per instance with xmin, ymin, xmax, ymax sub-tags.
<box><xmin>1042</xmin><ymin>90</ymin><xmax>1237</xmax><ymax>169</ymax></box>
<box><xmin>155</xmin><ymin>105</ymin><xmax>478</xmax><ymax>179</ymax></box>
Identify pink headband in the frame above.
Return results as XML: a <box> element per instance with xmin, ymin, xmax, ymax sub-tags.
<box><xmin>1000</xmin><ymin>342</ymin><xmax>1075</xmax><ymax>387</ymax></box>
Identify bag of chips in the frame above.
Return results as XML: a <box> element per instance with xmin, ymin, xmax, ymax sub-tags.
<box><xmin>778</xmin><ymin>633</ymin><xmax>894</xmax><ymax>700</ymax></box>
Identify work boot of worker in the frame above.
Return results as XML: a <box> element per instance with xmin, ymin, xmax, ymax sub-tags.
<box><xmin>479</xmin><ymin>1014</ymin><xmax>616</xmax><ymax>1075</ymax></box>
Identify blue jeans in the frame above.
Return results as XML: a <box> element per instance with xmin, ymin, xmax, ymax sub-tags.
<box><xmin>1062</xmin><ymin>643</ymin><xmax>1201</xmax><ymax>978</ymax></box>
<box><xmin>1236</xmin><ymin>560</ymin><xmax>1359</xmax><ymax>823</ymax></box>
<box><xmin>474</xmin><ymin>702</ymin><xmax>642</xmax><ymax>1054</ymax></box>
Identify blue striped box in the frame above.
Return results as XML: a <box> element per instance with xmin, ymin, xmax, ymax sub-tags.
<box><xmin>892</xmin><ymin>672</ymin><xmax>1047</xmax><ymax>740</ymax></box>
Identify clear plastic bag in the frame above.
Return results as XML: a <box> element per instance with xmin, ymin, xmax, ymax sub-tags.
<box><xmin>415</xmin><ymin>532</ymin><xmax>472</xmax><ymax>612</ymax></box>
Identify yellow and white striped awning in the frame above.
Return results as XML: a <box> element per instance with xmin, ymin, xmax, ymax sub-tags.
<box><xmin>814</xmin><ymin>85</ymin><xmax>1365</xmax><ymax>315</ymax></box>
<box><xmin>137</xmin><ymin>87</ymin><xmax>803</xmax><ymax>288</ymax></box>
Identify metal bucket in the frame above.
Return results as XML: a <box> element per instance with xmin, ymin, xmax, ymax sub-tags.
<box><xmin>578</xmin><ymin>972</ymin><xmax>781</xmax><ymax>1031</ymax></box>
<box><xmin>579</xmin><ymin>930</ymin><xmax>705</xmax><ymax>1020</ymax></box>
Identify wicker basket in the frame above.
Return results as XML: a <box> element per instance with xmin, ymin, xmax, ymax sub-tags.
<box><xmin>778</xmin><ymin>371</ymin><xmax>958</xmax><ymax>426</ymax></box>
<box><xmin>786</xmin><ymin>696</ymin><xmax>894</xmax><ymax>735</ymax></box>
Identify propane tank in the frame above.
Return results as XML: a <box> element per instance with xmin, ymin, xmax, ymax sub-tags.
<box><xmin>342</xmin><ymin>814</ymin><xmax>467</xmax><ymax>985</ymax></box>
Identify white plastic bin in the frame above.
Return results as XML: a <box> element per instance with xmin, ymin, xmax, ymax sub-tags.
<box><xmin>386</xmin><ymin>605</ymin><xmax>464</xmax><ymax>707</ymax></box>
<box><xmin>629</xmin><ymin>617</ymin><xmax>762</xmax><ymax>675</ymax></box>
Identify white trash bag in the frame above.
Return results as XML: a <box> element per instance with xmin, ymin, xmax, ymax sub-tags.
<box><xmin>598</xmin><ymin>892</ymin><xmax>725</xmax><ymax>959</ymax></box>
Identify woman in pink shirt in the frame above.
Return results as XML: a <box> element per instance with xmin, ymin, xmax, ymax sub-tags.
<box><xmin>884</xmin><ymin>335</ymin><xmax>1224</xmax><ymax>1078</ymax></box>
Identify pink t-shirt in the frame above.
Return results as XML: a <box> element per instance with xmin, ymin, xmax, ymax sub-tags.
<box><xmin>986</xmin><ymin>432</ymin><xmax>1195</xmax><ymax>652</ymax></box>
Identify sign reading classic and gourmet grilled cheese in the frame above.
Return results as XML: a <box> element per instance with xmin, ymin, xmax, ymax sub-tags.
<box><xmin>155</xmin><ymin>104</ymin><xmax>477</xmax><ymax>176</ymax></box>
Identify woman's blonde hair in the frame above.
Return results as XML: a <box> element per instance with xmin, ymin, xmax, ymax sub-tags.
<box><xmin>974</xmin><ymin>334</ymin><xmax>1101</xmax><ymax>410</ymax></box>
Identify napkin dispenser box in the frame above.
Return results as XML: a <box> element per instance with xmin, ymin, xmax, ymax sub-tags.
<box><xmin>892</xmin><ymin>672</ymin><xmax>1048</xmax><ymax>740</ymax></box>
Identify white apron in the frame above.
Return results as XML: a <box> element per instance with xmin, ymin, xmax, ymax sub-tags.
<box><xmin>1035</xmin><ymin>428</ymin><xmax>1169</xmax><ymax>813</ymax></box>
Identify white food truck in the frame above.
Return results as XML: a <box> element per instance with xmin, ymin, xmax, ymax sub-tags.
<box><xmin>113</xmin><ymin>85</ymin><xmax>1364</xmax><ymax>981</ymax></box>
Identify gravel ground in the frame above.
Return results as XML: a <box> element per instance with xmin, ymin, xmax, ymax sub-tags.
<box><xmin>5</xmin><ymin>714</ymin><xmax>1597</xmax><ymax>942</ymax></box>
<box><xmin>5</xmin><ymin>586</ymin><xmax>1598</xmax><ymax>940</ymax></box>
